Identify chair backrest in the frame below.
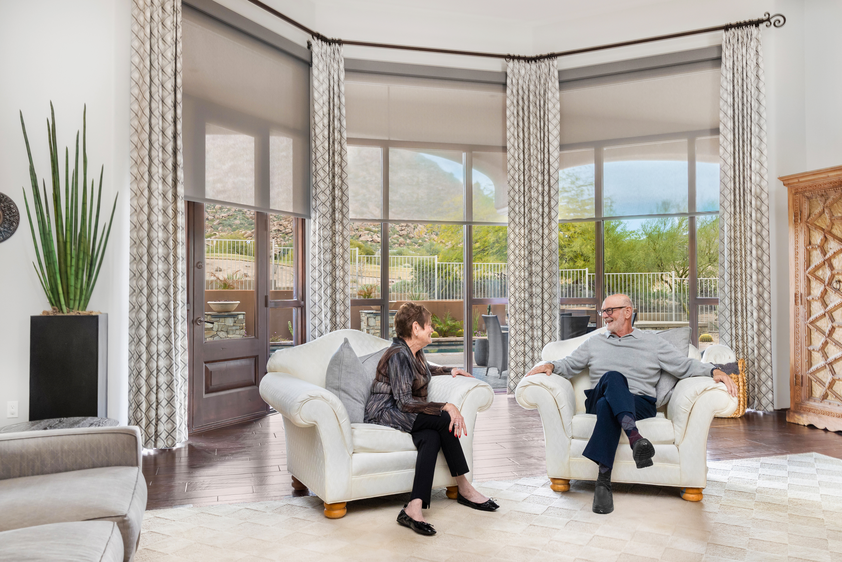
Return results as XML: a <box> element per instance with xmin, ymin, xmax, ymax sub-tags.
<box><xmin>266</xmin><ymin>329</ymin><xmax>390</xmax><ymax>387</ymax></box>
<box><xmin>483</xmin><ymin>314</ymin><xmax>505</xmax><ymax>369</ymax></box>
<box><xmin>560</xmin><ymin>315</ymin><xmax>590</xmax><ymax>340</ymax></box>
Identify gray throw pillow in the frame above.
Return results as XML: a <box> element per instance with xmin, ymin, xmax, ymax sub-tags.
<box><xmin>654</xmin><ymin>327</ymin><xmax>692</xmax><ymax>408</ymax></box>
<box><xmin>324</xmin><ymin>339</ymin><xmax>386</xmax><ymax>423</ymax></box>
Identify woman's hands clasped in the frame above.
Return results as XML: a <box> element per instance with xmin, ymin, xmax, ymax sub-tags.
<box><xmin>442</xmin><ymin>403</ymin><xmax>467</xmax><ymax>438</ymax></box>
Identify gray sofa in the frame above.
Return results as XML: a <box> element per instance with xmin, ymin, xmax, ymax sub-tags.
<box><xmin>0</xmin><ymin>426</ymin><xmax>147</xmax><ymax>562</ymax></box>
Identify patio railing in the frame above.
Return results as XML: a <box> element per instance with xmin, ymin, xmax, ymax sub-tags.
<box><xmin>207</xmin><ymin>243</ymin><xmax>717</xmax><ymax>324</ymax></box>
<box><xmin>205</xmin><ymin>239</ymin><xmax>293</xmax><ymax>291</ymax></box>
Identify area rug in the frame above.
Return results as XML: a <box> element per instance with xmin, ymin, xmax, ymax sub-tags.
<box><xmin>135</xmin><ymin>453</ymin><xmax>842</xmax><ymax>562</ymax></box>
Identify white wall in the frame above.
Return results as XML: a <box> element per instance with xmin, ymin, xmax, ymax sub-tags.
<box><xmin>0</xmin><ymin>0</ymin><xmax>131</xmax><ymax>428</ymax></box>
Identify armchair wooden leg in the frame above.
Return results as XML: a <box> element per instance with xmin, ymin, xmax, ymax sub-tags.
<box><xmin>681</xmin><ymin>488</ymin><xmax>703</xmax><ymax>502</ymax></box>
<box><xmin>446</xmin><ymin>486</ymin><xmax>458</xmax><ymax>499</ymax></box>
<box><xmin>324</xmin><ymin>502</ymin><xmax>347</xmax><ymax>518</ymax></box>
<box><xmin>550</xmin><ymin>478</ymin><xmax>570</xmax><ymax>492</ymax></box>
<box><xmin>291</xmin><ymin>476</ymin><xmax>308</xmax><ymax>492</ymax></box>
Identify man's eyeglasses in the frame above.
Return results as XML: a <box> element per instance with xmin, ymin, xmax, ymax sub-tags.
<box><xmin>598</xmin><ymin>306</ymin><xmax>629</xmax><ymax>316</ymax></box>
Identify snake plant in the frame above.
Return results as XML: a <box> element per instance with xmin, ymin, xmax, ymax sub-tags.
<box><xmin>20</xmin><ymin>103</ymin><xmax>118</xmax><ymax>313</ymax></box>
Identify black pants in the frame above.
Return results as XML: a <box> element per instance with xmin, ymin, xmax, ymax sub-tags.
<box><xmin>582</xmin><ymin>371</ymin><xmax>657</xmax><ymax>469</ymax></box>
<box><xmin>410</xmin><ymin>411</ymin><xmax>469</xmax><ymax>508</ymax></box>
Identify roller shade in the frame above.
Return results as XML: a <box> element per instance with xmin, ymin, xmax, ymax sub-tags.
<box><xmin>183</xmin><ymin>6</ymin><xmax>310</xmax><ymax>216</ymax></box>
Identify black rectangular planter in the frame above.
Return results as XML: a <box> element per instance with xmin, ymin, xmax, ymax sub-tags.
<box><xmin>30</xmin><ymin>314</ymin><xmax>107</xmax><ymax>420</ymax></box>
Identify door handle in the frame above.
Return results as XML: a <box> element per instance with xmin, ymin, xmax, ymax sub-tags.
<box><xmin>195</xmin><ymin>317</ymin><xmax>209</xmax><ymax>326</ymax></box>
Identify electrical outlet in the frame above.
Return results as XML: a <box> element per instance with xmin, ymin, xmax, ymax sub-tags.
<box><xmin>7</xmin><ymin>401</ymin><xmax>18</xmax><ymax>418</ymax></box>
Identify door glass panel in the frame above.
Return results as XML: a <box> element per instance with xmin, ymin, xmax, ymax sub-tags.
<box><xmin>205</xmin><ymin>124</ymin><xmax>255</xmax><ymax>206</ymax></box>
<box><xmin>270</xmin><ymin>307</ymin><xmax>296</xmax><ymax>352</ymax></box>
<box><xmin>204</xmin><ymin>203</ymin><xmax>256</xmax><ymax>341</ymax></box>
<box><xmin>269</xmin><ymin>214</ymin><xmax>295</xmax><ymax>297</ymax></box>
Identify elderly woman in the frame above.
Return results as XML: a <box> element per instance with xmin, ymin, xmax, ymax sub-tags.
<box><xmin>364</xmin><ymin>302</ymin><xmax>498</xmax><ymax>536</ymax></box>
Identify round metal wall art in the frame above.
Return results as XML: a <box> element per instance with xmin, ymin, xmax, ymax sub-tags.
<box><xmin>0</xmin><ymin>192</ymin><xmax>20</xmax><ymax>242</ymax></box>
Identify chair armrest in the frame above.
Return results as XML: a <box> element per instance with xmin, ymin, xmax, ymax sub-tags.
<box><xmin>428</xmin><ymin>376</ymin><xmax>494</xmax><ymax>414</ymax></box>
<box><xmin>668</xmin><ymin>376</ymin><xmax>737</xmax><ymax>446</ymax></box>
<box><xmin>259</xmin><ymin>372</ymin><xmax>353</xmax><ymax>455</ymax></box>
<box><xmin>515</xmin><ymin>374</ymin><xmax>575</xmax><ymax>437</ymax></box>
<box><xmin>0</xmin><ymin>426</ymin><xmax>142</xmax><ymax>480</ymax></box>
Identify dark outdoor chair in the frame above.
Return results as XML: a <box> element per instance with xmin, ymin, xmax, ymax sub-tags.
<box><xmin>482</xmin><ymin>314</ymin><xmax>508</xmax><ymax>377</ymax></box>
<box><xmin>559</xmin><ymin>312</ymin><xmax>590</xmax><ymax>340</ymax></box>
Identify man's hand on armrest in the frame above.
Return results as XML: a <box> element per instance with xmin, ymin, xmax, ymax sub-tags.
<box><xmin>526</xmin><ymin>363</ymin><xmax>554</xmax><ymax>377</ymax></box>
<box><xmin>712</xmin><ymin>369</ymin><xmax>738</xmax><ymax>397</ymax></box>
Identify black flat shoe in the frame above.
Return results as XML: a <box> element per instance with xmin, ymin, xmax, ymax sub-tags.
<box><xmin>593</xmin><ymin>479</ymin><xmax>614</xmax><ymax>514</ymax></box>
<box><xmin>456</xmin><ymin>491</ymin><xmax>499</xmax><ymax>512</ymax></box>
<box><xmin>632</xmin><ymin>437</ymin><xmax>655</xmax><ymax>469</ymax></box>
<box><xmin>397</xmin><ymin>509</ymin><xmax>436</xmax><ymax>536</ymax></box>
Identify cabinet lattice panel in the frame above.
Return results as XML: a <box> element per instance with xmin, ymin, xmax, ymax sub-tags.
<box><xmin>804</xmin><ymin>193</ymin><xmax>842</xmax><ymax>407</ymax></box>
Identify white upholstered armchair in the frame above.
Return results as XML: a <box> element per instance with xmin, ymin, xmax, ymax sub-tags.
<box><xmin>515</xmin><ymin>328</ymin><xmax>737</xmax><ymax>501</ymax></box>
<box><xmin>259</xmin><ymin>329</ymin><xmax>494</xmax><ymax>518</ymax></box>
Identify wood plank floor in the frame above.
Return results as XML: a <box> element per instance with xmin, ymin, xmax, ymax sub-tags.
<box><xmin>142</xmin><ymin>394</ymin><xmax>842</xmax><ymax>510</ymax></box>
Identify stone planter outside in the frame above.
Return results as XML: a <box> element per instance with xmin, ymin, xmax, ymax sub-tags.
<box><xmin>474</xmin><ymin>337</ymin><xmax>488</xmax><ymax>366</ymax></box>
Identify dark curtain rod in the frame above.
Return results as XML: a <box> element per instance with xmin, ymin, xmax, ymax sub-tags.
<box><xmin>246</xmin><ymin>1</ymin><xmax>785</xmax><ymax>61</ymax></box>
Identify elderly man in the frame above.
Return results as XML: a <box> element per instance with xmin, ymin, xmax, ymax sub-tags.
<box><xmin>527</xmin><ymin>294</ymin><xmax>737</xmax><ymax>514</ymax></box>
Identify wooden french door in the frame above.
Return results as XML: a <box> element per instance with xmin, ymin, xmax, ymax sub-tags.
<box><xmin>188</xmin><ymin>202</ymin><xmax>270</xmax><ymax>433</ymax></box>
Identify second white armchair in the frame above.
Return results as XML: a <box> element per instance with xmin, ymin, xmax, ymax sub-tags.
<box><xmin>515</xmin><ymin>328</ymin><xmax>737</xmax><ymax>501</ymax></box>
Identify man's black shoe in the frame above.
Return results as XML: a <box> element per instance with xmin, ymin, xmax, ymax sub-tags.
<box><xmin>397</xmin><ymin>509</ymin><xmax>437</xmax><ymax>536</ymax></box>
<box><xmin>456</xmin><ymin>491</ymin><xmax>499</xmax><ymax>511</ymax></box>
<box><xmin>592</xmin><ymin>479</ymin><xmax>614</xmax><ymax>514</ymax></box>
<box><xmin>632</xmin><ymin>437</ymin><xmax>655</xmax><ymax>469</ymax></box>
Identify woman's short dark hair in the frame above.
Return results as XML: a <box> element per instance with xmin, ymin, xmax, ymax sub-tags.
<box><xmin>394</xmin><ymin>302</ymin><xmax>431</xmax><ymax>339</ymax></box>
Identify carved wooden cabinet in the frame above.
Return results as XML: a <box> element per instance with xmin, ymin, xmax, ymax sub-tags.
<box><xmin>783</xmin><ymin>165</ymin><xmax>842</xmax><ymax>431</ymax></box>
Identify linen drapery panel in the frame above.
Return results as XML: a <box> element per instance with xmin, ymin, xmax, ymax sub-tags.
<box><xmin>718</xmin><ymin>25</ymin><xmax>774</xmax><ymax>411</ymax></box>
<box><xmin>506</xmin><ymin>58</ymin><xmax>561</xmax><ymax>393</ymax></box>
<box><xmin>128</xmin><ymin>0</ymin><xmax>188</xmax><ymax>448</ymax></box>
<box><xmin>309</xmin><ymin>38</ymin><xmax>351</xmax><ymax>338</ymax></box>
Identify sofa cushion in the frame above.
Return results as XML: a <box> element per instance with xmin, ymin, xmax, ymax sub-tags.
<box><xmin>0</xmin><ymin>521</ymin><xmax>123</xmax><ymax>562</ymax></box>
<box><xmin>0</xmin><ymin>466</ymin><xmax>146</xmax><ymax>562</ymax></box>
<box><xmin>351</xmin><ymin>422</ymin><xmax>416</xmax><ymax>453</ymax></box>
<box><xmin>654</xmin><ymin>327</ymin><xmax>692</xmax><ymax>408</ymax></box>
<box><xmin>572</xmin><ymin>413</ymin><xmax>675</xmax><ymax>444</ymax></box>
<box><xmin>325</xmin><ymin>339</ymin><xmax>386</xmax><ymax>424</ymax></box>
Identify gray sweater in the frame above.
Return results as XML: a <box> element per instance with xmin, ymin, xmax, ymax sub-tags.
<box><xmin>541</xmin><ymin>329</ymin><xmax>714</xmax><ymax>398</ymax></box>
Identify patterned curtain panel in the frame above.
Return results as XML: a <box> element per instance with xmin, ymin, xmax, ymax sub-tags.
<box><xmin>309</xmin><ymin>38</ymin><xmax>350</xmax><ymax>339</ymax></box>
<box><xmin>719</xmin><ymin>25</ymin><xmax>774</xmax><ymax>411</ymax></box>
<box><xmin>128</xmin><ymin>0</ymin><xmax>188</xmax><ymax>448</ymax></box>
<box><xmin>506</xmin><ymin>58</ymin><xmax>561</xmax><ymax>392</ymax></box>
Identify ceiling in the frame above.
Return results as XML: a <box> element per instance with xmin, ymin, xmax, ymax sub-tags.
<box><xmin>303</xmin><ymin>0</ymin><xmax>672</xmax><ymax>27</ymax></box>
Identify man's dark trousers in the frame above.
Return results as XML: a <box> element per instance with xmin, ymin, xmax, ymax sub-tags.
<box><xmin>582</xmin><ymin>371</ymin><xmax>657</xmax><ymax>469</ymax></box>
